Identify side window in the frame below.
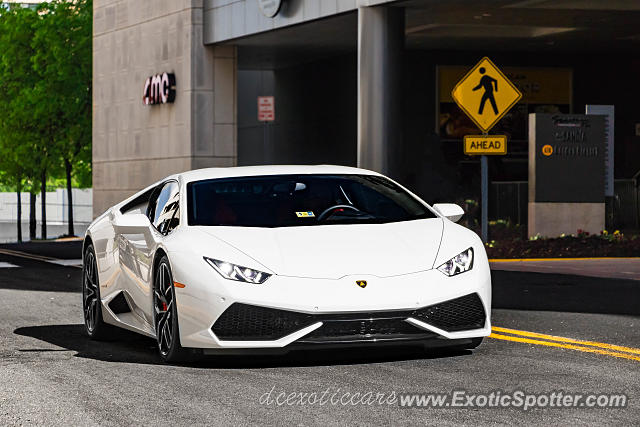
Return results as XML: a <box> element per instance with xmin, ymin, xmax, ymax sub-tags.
<box><xmin>120</xmin><ymin>188</ymin><xmax>154</xmax><ymax>215</ymax></box>
<box><xmin>149</xmin><ymin>182</ymin><xmax>180</xmax><ymax>235</ymax></box>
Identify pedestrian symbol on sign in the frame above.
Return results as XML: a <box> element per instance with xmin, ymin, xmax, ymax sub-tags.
<box><xmin>473</xmin><ymin>67</ymin><xmax>498</xmax><ymax>115</ymax></box>
<box><xmin>451</xmin><ymin>57</ymin><xmax>522</xmax><ymax>133</ymax></box>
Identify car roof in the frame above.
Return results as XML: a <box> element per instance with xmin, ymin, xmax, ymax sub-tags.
<box><xmin>174</xmin><ymin>165</ymin><xmax>383</xmax><ymax>183</ymax></box>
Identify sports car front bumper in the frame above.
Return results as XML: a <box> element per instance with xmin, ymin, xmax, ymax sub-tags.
<box><xmin>171</xmin><ymin>250</ymin><xmax>492</xmax><ymax>351</ymax></box>
<box><xmin>212</xmin><ymin>292</ymin><xmax>484</xmax><ymax>341</ymax></box>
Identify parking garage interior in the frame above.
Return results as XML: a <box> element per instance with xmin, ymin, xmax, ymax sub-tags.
<box><xmin>230</xmin><ymin>0</ymin><xmax>640</xmax><ymax>227</ymax></box>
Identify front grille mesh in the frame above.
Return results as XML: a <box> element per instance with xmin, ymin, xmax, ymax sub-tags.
<box><xmin>212</xmin><ymin>293</ymin><xmax>485</xmax><ymax>341</ymax></box>
<box><xmin>211</xmin><ymin>303</ymin><xmax>314</xmax><ymax>341</ymax></box>
<box><xmin>411</xmin><ymin>293</ymin><xmax>486</xmax><ymax>332</ymax></box>
<box><xmin>301</xmin><ymin>314</ymin><xmax>433</xmax><ymax>342</ymax></box>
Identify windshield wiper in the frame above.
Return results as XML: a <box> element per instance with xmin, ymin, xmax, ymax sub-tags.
<box><xmin>324</xmin><ymin>210</ymin><xmax>376</xmax><ymax>221</ymax></box>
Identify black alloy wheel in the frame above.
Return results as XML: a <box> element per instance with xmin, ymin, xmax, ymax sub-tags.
<box><xmin>83</xmin><ymin>244</ymin><xmax>114</xmax><ymax>340</ymax></box>
<box><xmin>153</xmin><ymin>256</ymin><xmax>189</xmax><ymax>363</ymax></box>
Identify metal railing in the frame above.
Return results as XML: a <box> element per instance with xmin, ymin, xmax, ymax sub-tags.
<box><xmin>611</xmin><ymin>179</ymin><xmax>639</xmax><ymax>230</ymax></box>
<box><xmin>489</xmin><ymin>181</ymin><xmax>527</xmax><ymax>226</ymax></box>
<box><xmin>489</xmin><ymin>180</ymin><xmax>640</xmax><ymax>231</ymax></box>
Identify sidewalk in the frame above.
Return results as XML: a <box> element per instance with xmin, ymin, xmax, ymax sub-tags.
<box><xmin>490</xmin><ymin>258</ymin><xmax>640</xmax><ymax>281</ymax></box>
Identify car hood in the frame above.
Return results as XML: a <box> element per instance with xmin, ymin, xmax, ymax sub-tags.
<box><xmin>196</xmin><ymin>218</ymin><xmax>444</xmax><ymax>279</ymax></box>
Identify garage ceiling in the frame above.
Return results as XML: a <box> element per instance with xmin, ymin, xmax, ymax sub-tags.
<box><xmin>233</xmin><ymin>0</ymin><xmax>640</xmax><ymax>68</ymax></box>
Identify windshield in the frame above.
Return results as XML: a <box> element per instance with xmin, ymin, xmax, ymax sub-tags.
<box><xmin>187</xmin><ymin>174</ymin><xmax>437</xmax><ymax>227</ymax></box>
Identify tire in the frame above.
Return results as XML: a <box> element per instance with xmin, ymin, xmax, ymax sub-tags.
<box><xmin>153</xmin><ymin>255</ymin><xmax>190</xmax><ymax>363</ymax></box>
<box><xmin>83</xmin><ymin>244</ymin><xmax>116</xmax><ymax>340</ymax></box>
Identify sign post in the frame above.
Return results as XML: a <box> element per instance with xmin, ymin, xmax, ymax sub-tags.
<box><xmin>451</xmin><ymin>57</ymin><xmax>522</xmax><ymax>243</ymax></box>
<box><xmin>481</xmin><ymin>153</ymin><xmax>488</xmax><ymax>243</ymax></box>
<box><xmin>258</xmin><ymin>96</ymin><xmax>275</xmax><ymax>163</ymax></box>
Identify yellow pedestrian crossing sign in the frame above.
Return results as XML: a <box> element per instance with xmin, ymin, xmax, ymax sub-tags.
<box><xmin>451</xmin><ymin>57</ymin><xmax>522</xmax><ymax>133</ymax></box>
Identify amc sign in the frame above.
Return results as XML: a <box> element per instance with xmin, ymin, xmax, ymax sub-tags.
<box><xmin>142</xmin><ymin>72</ymin><xmax>176</xmax><ymax>105</ymax></box>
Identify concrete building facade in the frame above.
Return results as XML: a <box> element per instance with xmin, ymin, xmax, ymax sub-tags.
<box><xmin>93</xmin><ymin>0</ymin><xmax>640</xmax><ymax>233</ymax></box>
<box><xmin>93</xmin><ymin>0</ymin><xmax>413</xmax><ymax>216</ymax></box>
<box><xmin>93</xmin><ymin>0</ymin><xmax>238</xmax><ymax>215</ymax></box>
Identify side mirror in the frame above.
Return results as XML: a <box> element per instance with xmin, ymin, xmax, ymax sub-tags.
<box><xmin>432</xmin><ymin>203</ymin><xmax>465</xmax><ymax>223</ymax></box>
<box><xmin>113</xmin><ymin>213</ymin><xmax>151</xmax><ymax>234</ymax></box>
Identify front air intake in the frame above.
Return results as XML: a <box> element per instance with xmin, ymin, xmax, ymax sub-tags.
<box><xmin>212</xmin><ymin>303</ymin><xmax>315</xmax><ymax>341</ymax></box>
<box><xmin>410</xmin><ymin>293</ymin><xmax>486</xmax><ymax>332</ymax></box>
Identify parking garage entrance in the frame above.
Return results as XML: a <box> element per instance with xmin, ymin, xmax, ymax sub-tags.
<box><xmin>230</xmin><ymin>0</ymin><xmax>640</xmax><ymax>231</ymax></box>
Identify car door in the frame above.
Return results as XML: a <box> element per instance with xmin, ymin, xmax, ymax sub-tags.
<box><xmin>118</xmin><ymin>180</ymin><xmax>180</xmax><ymax>327</ymax></box>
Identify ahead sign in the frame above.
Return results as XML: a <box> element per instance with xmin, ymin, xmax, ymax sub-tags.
<box><xmin>258</xmin><ymin>96</ymin><xmax>275</xmax><ymax>122</ymax></box>
<box><xmin>464</xmin><ymin>135</ymin><xmax>507</xmax><ymax>155</ymax></box>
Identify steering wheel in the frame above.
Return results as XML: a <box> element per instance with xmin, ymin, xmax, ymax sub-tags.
<box><xmin>317</xmin><ymin>204</ymin><xmax>361</xmax><ymax>221</ymax></box>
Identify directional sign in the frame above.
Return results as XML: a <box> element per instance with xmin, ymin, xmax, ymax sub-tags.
<box><xmin>464</xmin><ymin>135</ymin><xmax>507</xmax><ymax>155</ymax></box>
<box><xmin>451</xmin><ymin>57</ymin><xmax>522</xmax><ymax>133</ymax></box>
<box><xmin>258</xmin><ymin>96</ymin><xmax>275</xmax><ymax>121</ymax></box>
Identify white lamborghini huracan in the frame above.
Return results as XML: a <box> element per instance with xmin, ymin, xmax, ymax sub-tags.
<box><xmin>83</xmin><ymin>165</ymin><xmax>491</xmax><ymax>363</ymax></box>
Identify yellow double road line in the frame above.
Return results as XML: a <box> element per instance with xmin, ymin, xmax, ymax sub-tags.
<box><xmin>0</xmin><ymin>248</ymin><xmax>82</xmax><ymax>269</ymax></box>
<box><xmin>0</xmin><ymin>248</ymin><xmax>55</xmax><ymax>262</ymax></box>
<box><xmin>490</xmin><ymin>326</ymin><xmax>640</xmax><ymax>362</ymax></box>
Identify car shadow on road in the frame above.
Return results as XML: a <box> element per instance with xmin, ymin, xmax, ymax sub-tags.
<box><xmin>14</xmin><ymin>324</ymin><xmax>163</xmax><ymax>364</ymax></box>
<box><xmin>13</xmin><ymin>324</ymin><xmax>473</xmax><ymax>368</ymax></box>
<box><xmin>0</xmin><ymin>263</ymin><xmax>82</xmax><ymax>293</ymax></box>
<box><xmin>0</xmin><ymin>241</ymin><xmax>83</xmax><ymax>259</ymax></box>
<box><xmin>492</xmin><ymin>270</ymin><xmax>640</xmax><ymax>316</ymax></box>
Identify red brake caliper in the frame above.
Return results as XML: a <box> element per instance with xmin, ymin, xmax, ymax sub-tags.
<box><xmin>162</xmin><ymin>302</ymin><xmax>168</xmax><ymax>311</ymax></box>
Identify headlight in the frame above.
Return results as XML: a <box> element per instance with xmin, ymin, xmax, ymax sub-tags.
<box><xmin>204</xmin><ymin>257</ymin><xmax>271</xmax><ymax>284</ymax></box>
<box><xmin>437</xmin><ymin>248</ymin><xmax>474</xmax><ymax>276</ymax></box>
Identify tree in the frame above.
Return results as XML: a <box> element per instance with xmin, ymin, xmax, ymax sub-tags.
<box><xmin>0</xmin><ymin>6</ymin><xmax>41</xmax><ymax>240</ymax></box>
<box><xmin>32</xmin><ymin>0</ymin><xmax>92</xmax><ymax>237</ymax></box>
<box><xmin>0</xmin><ymin>140</ymin><xmax>29</xmax><ymax>242</ymax></box>
<box><xmin>0</xmin><ymin>1</ymin><xmax>93</xmax><ymax>241</ymax></box>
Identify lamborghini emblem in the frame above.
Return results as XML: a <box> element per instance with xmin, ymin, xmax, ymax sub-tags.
<box><xmin>356</xmin><ymin>280</ymin><xmax>367</xmax><ymax>288</ymax></box>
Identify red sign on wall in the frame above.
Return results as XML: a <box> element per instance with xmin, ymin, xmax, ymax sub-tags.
<box><xmin>258</xmin><ymin>96</ymin><xmax>275</xmax><ymax>122</ymax></box>
<box><xmin>142</xmin><ymin>72</ymin><xmax>176</xmax><ymax>105</ymax></box>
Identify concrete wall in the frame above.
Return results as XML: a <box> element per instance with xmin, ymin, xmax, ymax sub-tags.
<box><xmin>0</xmin><ymin>189</ymin><xmax>92</xmax><ymax>243</ymax></box>
<box><xmin>528</xmin><ymin>202</ymin><xmax>605</xmax><ymax>238</ymax></box>
<box><xmin>93</xmin><ymin>0</ymin><xmax>237</xmax><ymax>217</ymax></box>
<box><xmin>0</xmin><ymin>189</ymin><xmax>92</xmax><ymax>223</ymax></box>
<box><xmin>237</xmin><ymin>55</ymin><xmax>357</xmax><ymax>166</ymax></box>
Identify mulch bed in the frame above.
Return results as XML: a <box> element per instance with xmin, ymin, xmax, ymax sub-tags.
<box><xmin>486</xmin><ymin>234</ymin><xmax>640</xmax><ymax>259</ymax></box>
<box><xmin>480</xmin><ymin>221</ymin><xmax>640</xmax><ymax>258</ymax></box>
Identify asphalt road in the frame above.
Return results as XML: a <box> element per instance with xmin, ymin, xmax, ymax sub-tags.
<box><xmin>0</xmin><ymin>242</ymin><xmax>638</xmax><ymax>425</ymax></box>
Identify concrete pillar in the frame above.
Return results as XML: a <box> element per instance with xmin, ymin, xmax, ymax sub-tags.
<box><xmin>192</xmin><ymin>45</ymin><xmax>238</xmax><ymax>170</ymax></box>
<box><xmin>357</xmin><ymin>5</ymin><xmax>404</xmax><ymax>177</ymax></box>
